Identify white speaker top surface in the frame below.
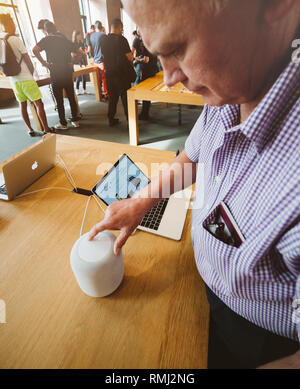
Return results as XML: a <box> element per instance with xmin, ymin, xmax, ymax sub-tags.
<box><xmin>78</xmin><ymin>232</ymin><xmax>115</xmax><ymax>263</ymax></box>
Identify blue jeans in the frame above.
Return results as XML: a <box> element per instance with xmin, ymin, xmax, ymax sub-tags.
<box><xmin>134</xmin><ymin>64</ymin><xmax>142</xmax><ymax>86</ymax></box>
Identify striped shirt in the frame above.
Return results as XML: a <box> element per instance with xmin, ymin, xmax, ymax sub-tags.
<box><xmin>185</xmin><ymin>59</ymin><xmax>300</xmax><ymax>341</ymax></box>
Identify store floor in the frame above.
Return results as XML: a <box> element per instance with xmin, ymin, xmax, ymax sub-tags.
<box><xmin>0</xmin><ymin>82</ymin><xmax>202</xmax><ymax>163</ymax></box>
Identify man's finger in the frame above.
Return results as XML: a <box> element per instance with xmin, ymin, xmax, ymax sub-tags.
<box><xmin>88</xmin><ymin>220</ymin><xmax>110</xmax><ymax>240</ymax></box>
<box><xmin>114</xmin><ymin>229</ymin><xmax>130</xmax><ymax>256</ymax></box>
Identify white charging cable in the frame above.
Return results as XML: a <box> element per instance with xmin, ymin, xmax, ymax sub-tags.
<box><xmin>56</xmin><ymin>153</ymin><xmax>78</xmax><ymax>191</ymax></box>
<box><xmin>80</xmin><ymin>195</ymin><xmax>92</xmax><ymax>237</ymax></box>
<box><xmin>80</xmin><ymin>194</ymin><xmax>106</xmax><ymax>237</ymax></box>
<box><xmin>16</xmin><ymin>187</ymin><xmax>72</xmax><ymax>199</ymax></box>
<box><xmin>16</xmin><ymin>154</ymin><xmax>77</xmax><ymax>199</ymax></box>
<box><xmin>92</xmin><ymin>194</ymin><xmax>106</xmax><ymax>214</ymax></box>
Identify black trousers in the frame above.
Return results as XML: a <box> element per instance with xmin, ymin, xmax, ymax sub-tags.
<box><xmin>51</xmin><ymin>77</ymin><xmax>78</xmax><ymax>125</ymax></box>
<box><xmin>206</xmin><ymin>285</ymin><xmax>300</xmax><ymax>369</ymax></box>
<box><xmin>75</xmin><ymin>75</ymin><xmax>86</xmax><ymax>91</ymax></box>
<box><xmin>106</xmin><ymin>75</ymin><xmax>131</xmax><ymax>123</ymax></box>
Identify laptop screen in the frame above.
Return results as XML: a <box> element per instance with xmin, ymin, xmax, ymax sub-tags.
<box><xmin>92</xmin><ymin>154</ymin><xmax>150</xmax><ymax>206</ymax></box>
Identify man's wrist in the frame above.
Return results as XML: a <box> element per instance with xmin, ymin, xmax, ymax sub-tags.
<box><xmin>133</xmin><ymin>191</ymin><xmax>160</xmax><ymax>210</ymax></box>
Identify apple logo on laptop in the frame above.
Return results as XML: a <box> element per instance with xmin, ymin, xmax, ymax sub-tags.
<box><xmin>32</xmin><ymin>161</ymin><xmax>38</xmax><ymax>170</ymax></box>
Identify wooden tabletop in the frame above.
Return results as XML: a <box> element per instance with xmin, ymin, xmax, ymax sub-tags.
<box><xmin>0</xmin><ymin>65</ymin><xmax>97</xmax><ymax>89</ymax></box>
<box><xmin>127</xmin><ymin>71</ymin><xmax>205</xmax><ymax>146</ymax></box>
<box><xmin>0</xmin><ymin>135</ymin><xmax>209</xmax><ymax>369</ymax></box>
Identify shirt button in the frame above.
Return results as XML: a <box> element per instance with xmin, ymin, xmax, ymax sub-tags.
<box><xmin>206</xmin><ymin>204</ymin><xmax>210</xmax><ymax>210</ymax></box>
<box><xmin>215</xmin><ymin>175</ymin><xmax>221</xmax><ymax>183</ymax></box>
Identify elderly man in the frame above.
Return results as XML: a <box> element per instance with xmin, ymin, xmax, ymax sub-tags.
<box><xmin>89</xmin><ymin>0</ymin><xmax>300</xmax><ymax>368</ymax></box>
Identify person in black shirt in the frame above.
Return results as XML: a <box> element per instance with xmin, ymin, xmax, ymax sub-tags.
<box><xmin>100</xmin><ymin>19</ymin><xmax>135</xmax><ymax>127</ymax></box>
<box><xmin>33</xmin><ymin>21</ymin><xmax>80</xmax><ymax>130</ymax></box>
<box><xmin>37</xmin><ymin>19</ymin><xmax>66</xmax><ymax>39</ymax></box>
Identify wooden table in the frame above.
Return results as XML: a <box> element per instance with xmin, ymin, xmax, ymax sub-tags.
<box><xmin>0</xmin><ymin>65</ymin><xmax>100</xmax><ymax>129</ymax></box>
<box><xmin>127</xmin><ymin>71</ymin><xmax>205</xmax><ymax>146</ymax></box>
<box><xmin>0</xmin><ymin>135</ymin><xmax>209</xmax><ymax>369</ymax></box>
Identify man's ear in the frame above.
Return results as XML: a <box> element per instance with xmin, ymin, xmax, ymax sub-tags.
<box><xmin>263</xmin><ymin>0</ymin><xmax>296</xmax><ymax>24</ymax></box>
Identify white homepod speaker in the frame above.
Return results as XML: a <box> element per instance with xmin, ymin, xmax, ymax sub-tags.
<box><xmin>70</xmin><ymin>231</ymin><xmax>124</xmax><ymax>297</ymax></box>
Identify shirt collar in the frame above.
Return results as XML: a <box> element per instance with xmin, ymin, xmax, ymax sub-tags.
<box><xmin>218</xmin><ymin>60</ymin><xmax>300</xmax><ymax>153</ymax></box>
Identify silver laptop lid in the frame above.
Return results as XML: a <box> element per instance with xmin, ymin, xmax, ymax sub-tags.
<box><xmin>2</xmin><ymin>134</ymin><xmax>56</xmax><ymax>200</ymax></box>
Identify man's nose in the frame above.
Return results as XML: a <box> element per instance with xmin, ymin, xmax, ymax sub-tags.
<box><xmin>163</xmin><ymin>67</ymin><xmax>187</xmax><ymax>88</ymax></box>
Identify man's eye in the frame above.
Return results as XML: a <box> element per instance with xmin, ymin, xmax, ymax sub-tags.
<box><xmin>163</xmin><ymin>45</ymin><xmax>185</xmax><ymax>60</ymax></box>
<box><xmin>160</xmin><ymin>50</ymin><xmax>178</xmax><ymax>60</ymax></box>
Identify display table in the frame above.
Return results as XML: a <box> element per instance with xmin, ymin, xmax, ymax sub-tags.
<box><xmin>0</xmin><ymin>135</ymin><xmax>209</xmax><ymax>369</ymax></box>
<box><xmin>127</xmin><ymin>71</ymin><xmax>205</xmax><ymax>145</ymax></box>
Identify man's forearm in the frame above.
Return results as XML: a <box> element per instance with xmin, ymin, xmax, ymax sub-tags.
<box><xmin>32</xmin><ymin>46</ymin><xmax>48</xmax><ymax>67</ymax></box>
<box><xmin>134</xmin><ymin>149</ymin><xmax>197</xmax><ymax>207</ymax></box>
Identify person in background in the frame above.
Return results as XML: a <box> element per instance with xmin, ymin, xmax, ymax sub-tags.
<box><xmin>100</xmin><ymin>18</ymin><xmax>135</xmax><ymax>127</ymax></box>
<box><xmin>37</xmin><ymin>19</ymin><xmax>50</xmax><ymax>36</ymax></box>
<box><xmin>131</xmin><ymin>30</ymin><xmax>143</xmax><ymax>85</ymax></box>
<box><xmin>87</xmin><ymin>20</ymin><xmax>108</xmax><ymax>102</ymax></box>
<box><xmin>0</xmin><ymin>14</ymin><xmax>53</xmax><ymax>136</ymax></box>
<box><xmin>89</xmin><ymin>0</ymin><xmax>300</xmax><ymax>369</ymax></box>
<box><xmin>72</xmin><ymin>30</ymin><xmax>88</xmax><ymax>95</ymax></box>
<box><xmin>33</xmin><ymin>21</ymin><xmax>81</xmax><ymax>130</ymax></box>
<box><xmin>37</xmin><ymin>19</ymin><xmax>65</xmax><ymax>38</ymax></box>
<box><xmin>137</xmin><ymin>40</ymin><xmax>158</xmax><ymax>120</ymax></box>
<box><xmin>85</xmin><ymin>24</ymin><xmax>95</xmax><ymax>58</ymax></box>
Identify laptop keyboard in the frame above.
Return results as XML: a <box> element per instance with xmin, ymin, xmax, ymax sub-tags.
<box><xmin>139</xmin><ymin>198</ymin><xmax>169</xmax><ymax>231</ymax></box>
<box><xmin>0</xmin><ymin>184</ymin><xmax>7</xmax><ymax>195</ymax></box>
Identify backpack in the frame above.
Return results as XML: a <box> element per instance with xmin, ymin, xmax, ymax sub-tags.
<box><xmin>0</xmin><ymin>33</ymin><xmax>22</xmax><ymax>76</ymax></box>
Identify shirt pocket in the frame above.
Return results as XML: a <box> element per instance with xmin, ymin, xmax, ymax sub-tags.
<box><xmin>196</xmin><ymin>211</ymin><xmax>245</xmax><ymax>296</ymax></box>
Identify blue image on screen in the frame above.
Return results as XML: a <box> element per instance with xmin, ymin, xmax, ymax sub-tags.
<box><xmin>95</xmin><ymin>155</ymin><xmax>149</xmax><ymax>205</ymax></box>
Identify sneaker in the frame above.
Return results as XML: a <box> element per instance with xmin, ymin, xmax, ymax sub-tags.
<box><xmin>68</xmin><ymin>113</ymin><xmax>83</xmax><ymax>122</ymax></box>
<box><xmin>55</xmin><ymin>123</ymin><xmax>68</xmax><ymax>130</ymax></box>
<box><xmin>83</xmin><ymin>90</ymin><xmax>91</xmax><ymax>95</ymax></box>
<box><xmin>28</xmin><ymin>130</ymin><xmax>46</xmax><ymax>137</ymax></box>
<box><xmin>71</xmin><ymin>121</ymin><xmax>80</xmax><ymax>128</ymax></box>
<box><xmin>76</xmin><ymin>90</ymin><xmax>82</xmax><ymax>95</ymax></box>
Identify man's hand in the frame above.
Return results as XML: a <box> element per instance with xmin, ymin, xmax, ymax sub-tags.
<box><xmin>32</xmin><ymin>45</ymin><xmax>50</xmax><ymax>70</ymax></box>
<box><xmin>88</xmin><ymin>197</ymin><xmax>153</xmax><ymax>255</ymax></box>
<box><xmin>257</xmin><ymin>349</ymin><xmax>300</xmax><ymax>369</ymax></box>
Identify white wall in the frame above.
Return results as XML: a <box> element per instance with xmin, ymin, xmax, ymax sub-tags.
<box><xmin>89</xmin><ymin>0</ymin><xmax>108</xmax><ymax>33</ymax></box>
<box><xmin>121</xmin><ymin>8</ymin><xmax>136</xmax><ymax>48</ymax></box>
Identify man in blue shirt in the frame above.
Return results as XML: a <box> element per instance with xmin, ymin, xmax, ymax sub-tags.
<box><xmin>87</xmin><ymin>20</ymin><xmax>108</xmax><ymax>101</ymax></box>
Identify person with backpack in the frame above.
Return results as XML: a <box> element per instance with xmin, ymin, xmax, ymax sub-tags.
<box><xmin>0</xmin><ymin>13</ymin><xmax>53</xmax><ymax>136</ymax></box>
<box><xmin>33</xmin><ymin>21</ymin><xmax>81</xmax><ymax>130</ymax></box>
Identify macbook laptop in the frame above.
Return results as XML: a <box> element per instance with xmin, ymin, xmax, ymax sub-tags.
<box><xmin>92</xmin><ymin>153</ymin><xmax>192</xmax><ymax>241</ymax></box>
<box><xmin>0</xmin><ymin>134</ymin><xmax>56</xmax><ymax>201</ymax></box>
